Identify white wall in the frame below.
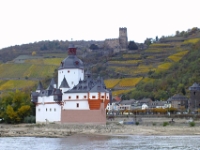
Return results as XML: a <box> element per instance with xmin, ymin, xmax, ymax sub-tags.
<box><xmin>58</xmin><ymin>68</ymin><xmax>84</xmax><ymax>89</ymax></box>
<box><xmin>63</xmin><ymin>93</ymin><xmax>88</xmax><ymax>100</ymax></box>
<box><xmin>63</xmin><ymin>101</ymin><xmax>89</xmax><ymax>110</ymax></box>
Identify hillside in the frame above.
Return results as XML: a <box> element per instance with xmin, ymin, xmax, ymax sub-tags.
<box><xmin>0</xmin><ymin>27</ymin><xmax>199</xmax><ymax>100</ymax></box>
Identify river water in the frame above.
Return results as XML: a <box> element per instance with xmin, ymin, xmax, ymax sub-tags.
<box><xmin>0</xmin><ymin>135</ymin><xmax>200</xmax><ymax>150</ymax></box>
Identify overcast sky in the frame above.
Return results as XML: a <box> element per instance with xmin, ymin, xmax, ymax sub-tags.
<box><xmin>0</xmin><ymin>0</ymin><xmax>199</xmax><ymax>49</ymax></box>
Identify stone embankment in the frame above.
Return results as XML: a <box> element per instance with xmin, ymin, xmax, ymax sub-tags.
<box><xmin>0</xmin><ymin>117</ymin><xmax>200</xmax><ymax>137</ymax></box>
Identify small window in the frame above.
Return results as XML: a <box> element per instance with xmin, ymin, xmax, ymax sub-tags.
<box><xmin>50</xmin><ymin>108</ymin><xmax>52</xmax><ymax>112</ymax></box>
<box><xmin>76</xmin><ymin>95</ymin><xmax>79</xmax><ymax>99</ymax></box>
<box><xmin>92</xmin><ymin>96</ymin><xmax>96</xmax><ymax>99</ymax></box>
<box><xmin>107</xmin><ymin>96</ymin><xmax>108</xmax><ymax>99</ymax></box>
<box><xmin>68</xmin><ymin>96</ymin><xmax>71</xmax><ymax>99</ymax></box>
<box><xmin>101</xmin><ymin>96</ymin><xmax>104</xmax><ymax>99</ymax></box>
<box><xmin>77</xmin><ymin>103</ymin><xmax>79</xmax><ymax>108</ymax></box>
<box><xmin>68</xmin><ymin>70</ymin><xmax>70</xmax><ymax>73</ymax></box>
<box><xmin>84</xmin><ymin>95</ymin><xmax>87</xmax><ymax>98</ymax></box>
<box><xmin>38</xmin><ymin>109</ymin><xmax>40</xmax><ymax>112</ymax></box>
<box><xmin>54</xmin><ymin>108</ymin><xmax>56</xmax><ymax>111</ymax></box>
<box><xmin>46</xmin><ymin>108</ymin><xmax>47</xmax><ymax>111</ymax></box>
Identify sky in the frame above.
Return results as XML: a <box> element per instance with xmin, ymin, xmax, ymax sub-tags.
<box><xmin>0</xmin><ymin>0</ymin><xmax>199</xmax><ymax>49</ymax></box>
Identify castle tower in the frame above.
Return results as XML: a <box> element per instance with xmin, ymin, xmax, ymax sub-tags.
<box><xmin>58</xmin><ymin>44</ymin><xmax>84</xmax><ymax>90</ymax></box>
<box><xmin>119</xmin><ymin>27</ymin><xmax>128</xmax><ymax>49</ymax></box>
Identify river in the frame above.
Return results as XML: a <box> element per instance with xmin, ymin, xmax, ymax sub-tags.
<box><xmin>0</xmin><ymin>135</ymin><xmax>200</xmax><ymax>150</ymax></box>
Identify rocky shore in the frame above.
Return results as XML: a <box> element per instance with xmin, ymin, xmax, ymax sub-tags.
<box><xmin>0</xmin><ymin>117</ymin><xmax>200</xmax><ymax>137</ymax></box>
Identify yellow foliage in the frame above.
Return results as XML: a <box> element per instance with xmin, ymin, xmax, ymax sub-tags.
<box><xmin>109</xmin><ymin>64</ymin><xmax>153</xmax><ymax>76</ymax></box>
<box><xmin>123</xmin><ymin>54</ymin><xmax>141</xmax><ymax>59</ymax></box>
<box><xmin>6</xmin><ymin>105</ymin><xmax>18</xmax><ymax>120</ymax></box>
<box><xmin>17</xmin><ymin>105</ymin><xmax>31</xmax><ymax>117</ymax></box>
<box><xmin>149</xmin><ymin>43</ymin><xmax>171</xmax><ymax>47</ymax></box>
<box><xmin>168</xmin><ymin>51</ymin><xmax>189</xmax><ymax>62</ymax></box>
<box><xmin>183</xmin><ymin>38</ymin><xmax>200</xmax><ymax>44</ymax></box>
<box><xmin>31</xmin><ymin>51</ymin><xmax>36</xmax><ymax>56</ymax></box>
<box><xmin>142</xmin><ymin>77</ymin><xmax>155</xmax><ymax>83</ymax></box>
<box><xmin>108</xmin><ymin>60</ymin><xmax>141</xmax><ymax>65</ymax></box>
<box><xmin>0</xmin><ymin>80</ymin><xmax>36</xmax><ymax>90</ymax></box>
<box><xmin>157</xmin><ymin>62</ymin><xmax>172</xmax><ymax>71</ymax></box>
<box><xmin>112</xmin><ymin>89</ymin><xmax>133</xmax><ymax>96</ymax></box>
<box><xmin>104</xmin><ymin>79</ymin><xmax>121</xmax><ymax>89</ymax></box>
<box><xmin>118</xmin><ymin>77</ymin><xmax>142</xmax><ymax>87</ymax></box>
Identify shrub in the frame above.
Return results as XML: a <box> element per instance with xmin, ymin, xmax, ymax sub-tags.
<box><xmin>163</xmin><ymin>122</ymin><xmax>169</xmax><ymax>126</ymax></box>
<box><xmin>135</xmin><ymin>122</ymin><xmax>139</xmax><ymax>125</ymax></box>
<box><xmin>152</xmin><ymin>122</ymin><xmax>156</xmax><ymax>126</ymax></box>
<box><xmin>189</xmin><ymin>122</ymin><xmax>195</xmax><ymax>127</ymax></box>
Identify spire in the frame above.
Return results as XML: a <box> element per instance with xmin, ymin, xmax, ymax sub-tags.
<box><xmin>36</xmin><ymin>81</ymin><xmax>43</xmax><ymax>91</ymax></box>
<box><xmin>68</xmin><ymin>44</ymin><xmax>76</xmax><ymax>55</ymax></box>
<box><xmin>59</xmin><ymin>77</ymin><xmax>70</xmax><ymax>88</ymax></box>
<box><xmin>46</xmin><ymin>84</ymin><xmax>54</xmax><ymax>90</ymax></box>
<box><xmin>50</xmin><ymin>78</ymin><xmax>56</xmax><ymax>86</ymax></box>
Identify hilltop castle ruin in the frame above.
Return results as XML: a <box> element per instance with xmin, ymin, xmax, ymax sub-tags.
<box><xmin>104</xmin><ymin>27</ymin><xmax>128</xmax><ymax>50</ymax></box>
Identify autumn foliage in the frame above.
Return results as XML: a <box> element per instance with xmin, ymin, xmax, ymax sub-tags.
<box><xmin>0</xmin><ymin>90</ymin><xmax>34</xmax><ymax>123</ymax></box>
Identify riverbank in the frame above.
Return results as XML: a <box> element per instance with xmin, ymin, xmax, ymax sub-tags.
<box><xmin>0</xmin><ymin>117</ymin><xmax>200</xmax><ymax>137</ymax></box>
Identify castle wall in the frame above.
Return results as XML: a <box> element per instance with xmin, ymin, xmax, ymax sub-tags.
<box><xmin>61</xmin><ymin>103</ymin><xmax>106</xmax><ymax>125</ymax></box>
<box><xmin>189</xmin><ymin>90</ymin><xmax>200</xmax><ymax>110</ymax></box>
<box><xmin>58</xmin><ymin>68</ymin><xmax>84</xmax><ymax>89</ymax></box>
<box><xmin>36</xmin><ymin>102</ymin><xmax>61</xmax><ymax>123</ymax></box>
<box><xmin>104</xmin><ymin>38</ymin><xmax>120</xmax><ymax>49</ymax></box>
<box><xmin>119</xmin><ymin>27</ymin><xmax>128</xmax><ymax>49</ymax></box>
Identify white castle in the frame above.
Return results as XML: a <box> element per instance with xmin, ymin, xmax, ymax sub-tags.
<box><xmin>31</xmin><ymin>44</ymin><xmax>111</xmax><ymax>124</ymax></box>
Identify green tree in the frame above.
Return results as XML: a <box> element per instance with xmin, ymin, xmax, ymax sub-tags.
<box><xmin>128</xmin><ymin>41</ymin><xmax>138</xmax><ymax>50</ymax></box>
<box><xmin>0</xmin><ymin>90</ymin><xmax>33</xmax><ymax>123</ymax></box>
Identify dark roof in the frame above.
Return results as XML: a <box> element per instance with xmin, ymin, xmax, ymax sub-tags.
<box><xmin>50</xmin><ymin>78</ymin><xmax>56</xmax><ymax>86</ymax></box>
<box><xmin>46</xmin><ymin>84</ymin><xmax>54</xmax><ymax>91</ymax></box>
<box><xmin>53</xmin><ymin>89</ymin><xmax>62</xmax><ymax>95</ymax></box>
<box><xmin>58</xmin><ymin>44</ymin><xmax>83</xmax><ymax>70</ymax></box>
<box><xmin>36</xmin><ymin>81</ymin><xmax>43</xmax><ymax>91</ymax></box>
<box><xmin>59</xmin><ymin>77</ymin><xmax>70</xmax><ymax>88</ymax></box>
<box><xmin>89</xmin><ymin>76</ymin><xmax>108</xmax><ymax>92</ymax></box>
<box><xmin>119</xmin><ymin>99</ymin><xmax>135</xmax><ymax>105</ymax></box>
<box><xmin>168</xmin><ymin>94</ymin><xmax>188</xmax><ymax>101</ymax></box>
<box><xmin>189</xmin><ymin>83</ymin><xmax>200</xmax><ymax>91</ymax></box>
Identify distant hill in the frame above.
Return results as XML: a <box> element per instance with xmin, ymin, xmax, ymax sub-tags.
<box><xmin>0</xmin><ymin>27</ymin><xmax>200</xmax><ymax>100</ymax></box>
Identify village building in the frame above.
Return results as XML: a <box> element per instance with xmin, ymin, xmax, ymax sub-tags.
<box><xmin>189</xmin><ymin>83</ymin><xmax>200</xmax><ymax>112</ymax></box>
<box><xmin>31</xmin><ymin>44</ymin><xmax>111</xmax><ymax>125</ymax></box>
<box><xmin>167</xmin><ymin>94</ymin><xmax>188</xmax><ymax>111</ymax></box>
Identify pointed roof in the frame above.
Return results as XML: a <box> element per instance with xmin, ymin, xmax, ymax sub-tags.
<box><xmin>46</xmin><ymin>84</ymin><xmax>54</xmax><ymax>90</ymax></box>
<box><xmin>189</xmin><ymin>82</ymin><xmax>200</xmax><ymax>91</ymax></box>
<box><xmin>50</xmin><ymin>78</ymin><xmax>56</xmax><ymax>86</ymax></box>
<box><xmin>36</xmin><ymin>81</ymin><xmax>43</xmax><ymax>91</ymax></box>
<box><xmin>59</xmin><ymin>77</ymin><xmax>70</xmax><ymax>88</ymax></box>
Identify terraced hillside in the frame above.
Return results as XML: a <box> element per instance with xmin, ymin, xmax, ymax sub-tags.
<box><xmin>0</xmin><ymin>56</ymin><xmax>64</xmax><ymax>92</ymax></box>
<box><xmin>105</xmin><ymin>37</ymin><xmax>200</xmax><ymax>96</ymax></box>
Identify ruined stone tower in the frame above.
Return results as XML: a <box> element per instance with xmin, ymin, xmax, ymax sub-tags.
<box><xmin>119</xmin><ymin>27</ymin><xmax>128</xmax><ymax>49</ymax></box>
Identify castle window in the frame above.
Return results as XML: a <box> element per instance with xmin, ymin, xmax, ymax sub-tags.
<box><xmin>76</xmin><ymin>95</ymin><xmax>79</xmax><ymax>99</ymax></box>
<box><xmin>68</xmin><ymin>96</ymin><xmax>71</xmax><ymax>99</ymax></box>
<box><xmin>50</xmin><ymin>108</ymin><xmax>52</xmax><ymax>112</ymax></box>
<box><xmin>84</xmin><ymin>95</ymin><xmax>87</xmax><ymax>98</ymax></box>
<box><xmin>92</xmin><ymin>96</ymin><xmax>96</xmax><ymax>99</ymax></box>
<box><xmin>68</xmin><ymin>70</ymin><xmax>70</xmax><ymax>73</ymax></box>
<box><xmin>46</xmin><ymin>108</ymin><xmax>47</xmax><ymax>111</ymax></box>
<box><xmin>101</xmin><ymin>96</ymin><xmax>104</xmax><ymax>99</ymax></box>
<box><xmin>54</xmin><ymin>108</ymin><xmax>56</xmax><ymax>111</ymax></box>
<box><xmin>77</xmin><ymin>103</ymin><xmax>79</xmax><ymax>108</ymax></box>
<box><xmin>38</xmin><ymin>109</ymin><xmax>40</xmax><ymax>112</ymax></box>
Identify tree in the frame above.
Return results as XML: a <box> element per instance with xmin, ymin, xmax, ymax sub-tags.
<box><xmin>32</xmin><ymin>51</ymin><xmax>36</xmax><ymax>56</ymax></box>
<box><xmin>144</xmin><ymin>38</ymin><xmax>152</xmax><ymax>46</ymax></box>
<box><xmin>128</xmin><ymin>41</ymin><xmax>138</xmax><ymax>50</ymax></box>
<box><xmin>0</xmin><ymin>90</ymin><xmax>33</xmax><ymax>123</ymax></box>
<box><xmin>89</xmin><ymin>44</ymin><xmax>99</xmax><ymax>50</ymax></box>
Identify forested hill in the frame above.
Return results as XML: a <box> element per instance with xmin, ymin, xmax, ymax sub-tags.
<box><xmin>0</xmin><ymin>40</ymin><xmax>104</xmax><ymax>63</ymax></box>
<box><xmin>126</xmin><ymin>40</ymin><xmax>200</xmax><ymax>100</ymax></box>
